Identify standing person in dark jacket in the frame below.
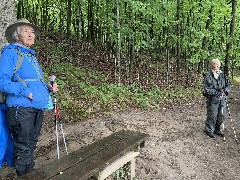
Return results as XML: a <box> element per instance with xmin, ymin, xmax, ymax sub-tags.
<box><xmin>0</xmin><ymin>19</ymin><xmax>58</xmax><ymax>176</ymax></box>
<box><xmin>203</xmin><ymin>59</ymin><xmax>231</xmax><ymax>138</ymax></box>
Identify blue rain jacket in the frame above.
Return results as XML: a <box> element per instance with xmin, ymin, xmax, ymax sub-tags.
<box><xmin>0</xmin><ymin>44</ymin><xmax>50</xmax><ymax>110</ymax></box>
<box><xmin>0</xmin><ymin>104</ymin><xmax>13</xmax><ymax>167</ymax></box>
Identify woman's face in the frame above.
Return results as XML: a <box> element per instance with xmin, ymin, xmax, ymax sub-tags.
<box><xmin>15</xmin><ymin>25</ymin><xmax>35</xmax><ymax>47</ymax></box>
<box><xmin>212</xmin><ymin>61</ymin><xmax>220</xmax><ymax>72</ymax></box>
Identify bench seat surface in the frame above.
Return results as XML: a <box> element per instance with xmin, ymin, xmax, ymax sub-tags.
<box><xmin>18</xmin><ymin>130</ymin><xmax>149</xmax><ymax>180</ymax></box>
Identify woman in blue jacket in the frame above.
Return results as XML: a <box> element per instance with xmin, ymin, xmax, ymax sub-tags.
<box><xmin>0</xmin><ymin>19</ymin><xmax>57</xmax><ymax>176</ymax></box>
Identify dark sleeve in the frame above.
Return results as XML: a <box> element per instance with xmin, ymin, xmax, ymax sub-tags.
<box><xmin>224</xmin><ymin>75</ymin><xmax>231</xmax><ymax>94</ymax></box>
<box><xmin>203</xmin><ymin>73</ymin><xmax>217</xmax><ymax>96</ymax></box>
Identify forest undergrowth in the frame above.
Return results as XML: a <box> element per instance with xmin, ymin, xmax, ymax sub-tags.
<box><xmin>35</xmin><ymin>33</ymin><xmax>203</xmax><ymax>123</ymax></box>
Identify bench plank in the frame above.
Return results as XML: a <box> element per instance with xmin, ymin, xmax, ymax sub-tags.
<box><xmin>50</xmin><ymin>131</ymin><xmax>147</xmax><ymax>180</ymax></box>
<box><xmin>19</xmin><ymin>130</ymin><xmax>133</xmax><ymax>180</ymax></box>
<box><xmin>18</xmin><ymin>130</ymin><xmax>148</xmax><ymax>180</ymax></box>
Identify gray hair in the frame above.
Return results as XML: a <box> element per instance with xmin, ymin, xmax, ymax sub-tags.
<box><xmin>12</xmin><ymin>26</ymin><xmax>22</xmax><ymax>42</ymax></box>
<box><xmin>211</xmin><ymin>58</ymin><xmax>221</xmax><ymax>66</ymax></box>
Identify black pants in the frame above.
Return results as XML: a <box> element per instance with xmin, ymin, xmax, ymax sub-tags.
<box><xmin>205</xmin><ymin>96</ymin><xmax>227</xmax><ymax>134</ymax></box>
<box><xmin>6</xmin><ymin>106</ymin><xmax>43</xmax><ymax>176</ymax></box>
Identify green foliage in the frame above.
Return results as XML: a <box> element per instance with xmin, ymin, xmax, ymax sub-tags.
<box><xmin>110</xmin><ymin>161</ymin><xmax>131</xmax><ymax>180</ymax></box>
<box><xmin>17</xmin><ymin>0</ymin><xmax>240</xmax><ymax>70</ymax></box>
<box><xmin>44</xmin><ymin>58</ymin><xmax>201</xmax><ymax>123</ymax></box>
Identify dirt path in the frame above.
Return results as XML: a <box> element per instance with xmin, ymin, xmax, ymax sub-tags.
<box><xmin>37</xmin><ymin>83</ymin><xmax>240</xmax><ymax>180</ymax></box>
<box><xmin>1</xmin><ymin>84</ymin><xmax>240</xmax><ymax>179</ymax></box>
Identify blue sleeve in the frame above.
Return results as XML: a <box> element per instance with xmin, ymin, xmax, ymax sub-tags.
<box><xmin>0</xmin><ymin>49</ymin><xmax>31</xmax><ymax>97</ymax></box>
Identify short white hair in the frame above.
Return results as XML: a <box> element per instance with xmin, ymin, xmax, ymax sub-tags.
<box><xmin>12</xmin><ymin>26</ymin><xmax>22</xmax><ymax>42</ymax></box>
<box><xmin>211</xmin><ymin>58</ymin><xmax>221</xmax><ymax>66</ymax></box>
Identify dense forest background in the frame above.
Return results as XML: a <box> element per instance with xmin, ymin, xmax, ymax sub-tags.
<box><xmin>1</xmin><ymin>0</ymin><xmax>239</xmax><ymax>122</ymax></box>
<box><xmin>16</xmin><ymin>0</ymin><xmax>239</xmax><ymax>78</ymax></box>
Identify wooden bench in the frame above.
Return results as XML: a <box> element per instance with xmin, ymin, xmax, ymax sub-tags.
<box><xmin>18</xmin><ymin>130</ymin><xmax>149</xmax><ymax>180</ymax></box>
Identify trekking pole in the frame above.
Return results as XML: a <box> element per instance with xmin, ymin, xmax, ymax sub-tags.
<box><xmin>55</xmin><ymin>103</ymin><xmax>68</xmax><ymax>156</ymax></box>
<box><xmin>51</xmin><ymin>75</ymin><xmax>60</xmax><ymax>159</ymax></box>
<box><xmin>51</xmin><ymin>75</ymin><xmax>68</xmax><ymax>159</ymax></box>
<box><xmin>225</xmin><ymin>97</ymin><xmax>239</xmax><ymax>144</ymax></box>
<box><xmin>220</xmin><ymin>95</ymin><xmax>226</xmax><ymax>142</ymax></box>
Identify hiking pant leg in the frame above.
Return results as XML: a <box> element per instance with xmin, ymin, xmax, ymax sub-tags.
<box><xmin>33</xmin><ymin>110</ymin><xmax>43</xmax><ymax>149</ymax></box>
<box><xmin>215</xmin><ymin>96</ymin><xmax>227</xmax><ymax>132</ymax></box>
<box><xmin>6</xmin><ymin>107</ymin><xmax>43</xmax><ymax>176</ymax></box>
<box><xmin>205</xmin><ymin>98</ymin><xmax>220</xmax><ymax>133</ymax></box>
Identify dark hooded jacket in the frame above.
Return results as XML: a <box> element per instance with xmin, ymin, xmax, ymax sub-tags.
<box><xmin>203</xmin><ymin>69</ymin><xmax>231</xmax><ymax>98</ymax></box>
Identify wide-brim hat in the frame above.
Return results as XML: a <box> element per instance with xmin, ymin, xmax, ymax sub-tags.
<box><xmin>5</xmin><ymin>18</ymin><xmax>40</xmax><ymax>43</ymax></box>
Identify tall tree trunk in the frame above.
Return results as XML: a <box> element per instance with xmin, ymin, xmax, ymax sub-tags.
<box><xmin>59</xmin><ymin>2</ymin><xmax>64</xmax><ymax>33</ymax></box>
<box><xmin>77</xmin><ymin>0</ymin><xmax>83</xmax><ymax>40</ymax></box>
<box><xmin>115</xmin><ymin>0</ymin><xmax>121</xmax><ymax>85</ymax></box>
<box><xmin>67</xmin><ymin>0</ymin><xmax>72</xmax><ymax>37</ymax></box>
<box><xmin>163</xmin><ymin>0</ymin><xmax>170</xmax><ymax>85</ymax></box>
<box><xmin>224</xmin><ymin>0</ymin><xmax>236</xmax><ymax>76</ymax></box>
<box><xmin>0</xmin><ymin>0</ymin><xmax>17</xmax><ymax>50</ymax></box>
<box><xmin>129</xmin><ymin>38</ymin><xmax>134</xmax><ymax>74</ymax></box>
<box><xmin>176</xmin><ymin>0</ymin><xmax>181</xmax><ymax>77</ymax></box>
<box><xmin>44</xmin><ymin>0</ymin><xmax>49</xmax><ymax>31</ymax></box>
<box><xmin>165</xmin><ymin>28</ymin><xmax>170</xmax><ymax>86</ymax></box>
<box><xmin>87</xmin><ymin>0</ymin><xmax>94</xmax><ymax>42</ymax></box>
<box><xmin>17</xmin><ymin>0</ymin><xmax>22</xmax><ymax>19</ymax></box>
<box><xmin>198</xmin><ymin>1</ymin><xmax>212</xmax><ymax>73</ymax></box>
<box><xmin>128</xmin><ymin>5</ymin><xmax>134</xmax><ymax>74</ymax></box>
<box><xmin>25</xmin><ymin>0</ymin><xmax>30</xmax><ymax>20</ymax></box>
<box><xmin>32</xmin><ymin>1</ymin><xmax>38</xmax><ymax>24</ymax></box>
<box><xmin>21</xmin><ymin>0</ymin><xmax>25</xmax><ymax>18</ymax></box>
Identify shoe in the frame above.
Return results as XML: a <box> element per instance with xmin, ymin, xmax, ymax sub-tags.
<box><xmin>206</xmin><ymin>132</ymin><xmax>214</xmax><ymax>138</ymax></box>
<box><xmin>215</xmin><ymin>131</ymin><xmax>224</xmax><ymax>137</ymax></box>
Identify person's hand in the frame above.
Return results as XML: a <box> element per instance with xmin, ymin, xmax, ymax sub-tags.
<box><xmin>225</xmin><ymin>91</ymin><xmax>228</xmax><ymax>96</ymax></box>
<box><xmin>48</xmin><ymin>83</ymin><xmax>58</xmax><ymax>92</ymax></box>
<box><xmin>220</xmin><ymin>89</ymin><xmax>229</xmax><ymax>96</ymax></box>
<box><xmin>215</xmin><ymin>91</ymin><xmax>222</xmax><ymax>97</ymax></box>
<box><xmin>52</xmin><ymin>82</ymin><xmax>58</xmax><ymax>92</ymax></box>
<box><xmin>28</xmin><ymin>92</ymin><xmax>33</xmax><ymax>100</ymax></box>
<box><xmin>49</xmin><ymin>75</ymin><xmax>58</xmax><ymax>92</ymax></box>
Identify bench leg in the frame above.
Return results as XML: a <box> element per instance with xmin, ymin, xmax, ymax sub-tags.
<box><xmin>98</xmin><ymin>151</ymin><xmax>139</xmax><ymax>180</ymax></box>
<box><xmin>130</xmin><ymin>157</ymin><xmax>136</xmax><ymax>179</ymax></box>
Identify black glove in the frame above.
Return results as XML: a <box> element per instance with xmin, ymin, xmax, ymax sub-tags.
<box><xmin>225</xmin><ymin>91</ymin><xmax>228</xmax><ymax>96</ymax></box>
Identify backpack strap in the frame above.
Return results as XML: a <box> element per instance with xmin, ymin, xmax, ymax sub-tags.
<box><xmin>13</xmin><ymin>48</ymin><xmax>45</xmax><ymax>87</ymax></box>
<box><xmin>14</xmin><ymin>49</ymin><xmax>25</xmax><ymax>74</ymax></box>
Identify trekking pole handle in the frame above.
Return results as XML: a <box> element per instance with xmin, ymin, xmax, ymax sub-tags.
<box><xmin>50</xmin><ymin>75</ymin><xmax>56</xmax><ymax>93</ymax></box>
<box><xmin>51</xmin><ymin>75</ymin><xmax>56</xmax><ymax>85</ymax></box>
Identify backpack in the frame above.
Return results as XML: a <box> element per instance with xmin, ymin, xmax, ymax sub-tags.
<box><xmin>0</xmin><ymin>48</ymin><xmax>36</xmax><ymax>103</ymax></box>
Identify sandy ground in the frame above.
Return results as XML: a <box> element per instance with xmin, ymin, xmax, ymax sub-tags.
<box><xmin>1</xmin><ymin>84</ymin><xmax>240</xmax><ymax>180</ymax></box>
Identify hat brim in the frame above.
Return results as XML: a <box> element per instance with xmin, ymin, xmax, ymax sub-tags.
<box><xmin>5</xmin><ymin>22</ymin><xmax>40</xmax><ymax>43</ymax></box>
